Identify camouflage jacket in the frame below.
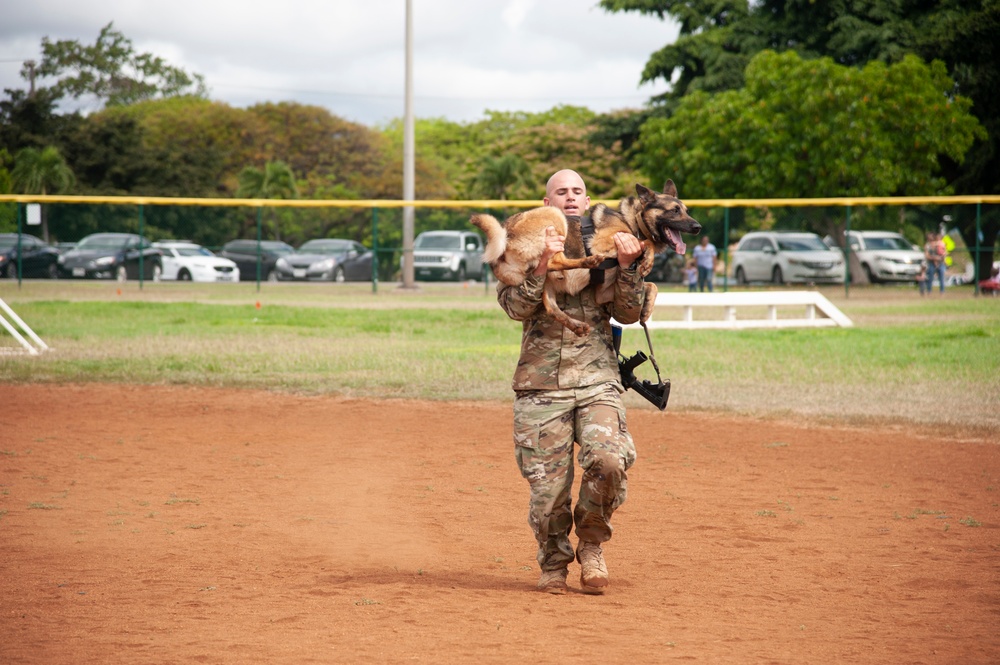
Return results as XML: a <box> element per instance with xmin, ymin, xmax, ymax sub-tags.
<box><xmin>497</xmin><ymin>266</ymin><xmax>645</xmax><ymax>391</ymax></box>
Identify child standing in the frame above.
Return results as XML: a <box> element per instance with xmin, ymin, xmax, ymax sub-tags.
<box><xmin>685</xmin><ymin>259</ymin><xmax>698</xmax><ymax>292</ymax></box>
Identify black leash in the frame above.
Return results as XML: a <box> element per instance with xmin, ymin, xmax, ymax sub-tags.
<box><xmin>580</xmin><ymin>215</ymin><xmax>670</xmax><ymax>410</ymax></box>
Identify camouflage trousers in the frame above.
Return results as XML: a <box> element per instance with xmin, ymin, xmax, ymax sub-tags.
<box><xmin>513</xmin><ymin>383</ymin><xmax>637</xmax><ymax>572</ymax></box>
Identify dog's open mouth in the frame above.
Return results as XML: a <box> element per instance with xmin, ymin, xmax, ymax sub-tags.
<box><xmin>666</xmin><ymin>228</ymin><xmax>686</xmax><ymax>255</ymax></box>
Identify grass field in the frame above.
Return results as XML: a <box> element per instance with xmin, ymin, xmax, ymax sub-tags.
<box><xmin>2</xmin><ymin>279</ymin><xmax>998</xmax><ymax>435</ymax></box>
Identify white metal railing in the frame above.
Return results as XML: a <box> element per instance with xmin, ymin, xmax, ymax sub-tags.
<box><xmin>621</xmin><ymin>291</ymin><xmax>853</xmax><ymax>330</ymax></box>
<box><xmin>0</xmin><ymin>298</ymin><xmax>49</xmax><ymax>355</ymax></box>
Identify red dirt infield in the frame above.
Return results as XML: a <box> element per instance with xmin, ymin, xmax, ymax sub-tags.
<box><xmin>2</xmin><ymin>383</ymin><xmax>997</xmax><ymax>664</ymax></box>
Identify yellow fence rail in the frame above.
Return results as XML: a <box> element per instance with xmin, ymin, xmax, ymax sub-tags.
<box><xmin>2</xmin><ymin>193</ymin><xmax>998</xmax><ymax>297</ymax></box>
<box><xmin>2</xmin><ymin>194</ymin><xmax>1000</xmax><ymax>207</ymax></box>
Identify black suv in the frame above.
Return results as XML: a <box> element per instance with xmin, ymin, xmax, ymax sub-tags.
<box><xmin>219</xmin><ymin>239</ymin><xmax>295</xmax><ymax>281</ymax></box>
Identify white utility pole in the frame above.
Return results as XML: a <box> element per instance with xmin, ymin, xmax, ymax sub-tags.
<box><xmin>401</xmin><ymin>0</ymin><xmax>416</xmax><ymax>288</ymax></box>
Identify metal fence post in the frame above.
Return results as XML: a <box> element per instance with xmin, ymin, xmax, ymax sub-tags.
<box><xmin>723</xmin><ymin>207</ymin><xmax>730</xmax><ymax>292</ymax></box>
<box><xmin>255</xmin><ymin>207</ymin><xmax>263</xmax><ymax>292</ymax></box>
<box><xmin>138</xmin><ymin>204</ymin><xmax>145</xmax><ymax>290</ymax></box>
<box><xmin>974</xmin><ymin>202</ymin><xmax>982</xmax><ymax>297</ymax></box>
<box><xmin>372</xmin><ymin>206</ymin><xmax>379</xmax><ymax>295</ymax></box>
<box><xmin>844</xmin><ymin>205</ymin><xmax>852</xmax><ymax>298</ymax></box>
<box><xmin>16</xmin><ymin>202</ymin><xmax>22</xmax><ymax>288</ymax></box>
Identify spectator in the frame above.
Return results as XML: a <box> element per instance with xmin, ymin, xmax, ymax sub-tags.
<box><xmin>693</xmin><ymin>235</ymin><xmax>718</xmax><ymax>292</ymax></box>
<box><xmin>684</xmin><ymin>258</ymin><xmax>698</xmax><ymax>292</ymax></box>
<box><xmin>924</xmin><ymin>232</ymin><xmax>947</xmax><ymax>294</ymax></box>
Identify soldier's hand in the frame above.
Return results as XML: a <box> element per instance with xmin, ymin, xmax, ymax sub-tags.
<box><xmin>534</xmin><ymin>226</ymin><xmax>565</xmax><ymax>276</ymax></box>
<box><xmin>614</xmin><ymin>232</ymin><xmax>644</xmax><ymax>268</ymax></box>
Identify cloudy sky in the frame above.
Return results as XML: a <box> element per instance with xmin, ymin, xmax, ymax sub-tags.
<box><xmin>0</xmin><ymin>0</ymin><xmax>680</xmax><ymax>127</ymax></box>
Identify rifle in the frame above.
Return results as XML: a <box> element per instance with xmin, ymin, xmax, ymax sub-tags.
<box><xmin>613</xmin><ymin>323</ymin><xmax>671</xmax><ymax>411</ymax></box>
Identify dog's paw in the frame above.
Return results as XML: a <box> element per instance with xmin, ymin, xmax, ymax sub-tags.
<box><xmin>582</xmin><ymin>254</ymin><xmax>608</xmax><ymax>269</ymax></box>
<box><xmin>640</xmin><ymin>301</ymin><xmax>656</xmax><ymax>324</ymax></box>
<box><xmin>570</xmin><ymin>322</ymin><xmax>592</xmax><ymax>336</ymax></box>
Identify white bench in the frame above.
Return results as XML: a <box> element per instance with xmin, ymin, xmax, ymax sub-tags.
<box><xmin>621</xmin><ymin>291</ymin><xmax>853</xmax><ymax>330</ymax></box>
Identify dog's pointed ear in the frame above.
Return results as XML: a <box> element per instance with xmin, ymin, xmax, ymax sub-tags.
<box><xmin>663</xmin><ymin>179</ymin><xmax>678</xmax><ymax>197</ymax></box>
<box><xmin>636</xmin><ymin>183</ymin><xmax>656</xmax><ymax>204</ymax></box>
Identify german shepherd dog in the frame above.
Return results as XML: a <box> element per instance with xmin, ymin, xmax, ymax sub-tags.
<box><xmin>470</xmin><ymin>180</ymin><xmax>701</xmax><ymax>335</ymax></box>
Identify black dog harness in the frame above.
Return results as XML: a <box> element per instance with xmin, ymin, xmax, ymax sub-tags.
<box><xmin>579</xmin><ymin>215</ymin><xmax>619</xmax><ymax>286</ymax></box>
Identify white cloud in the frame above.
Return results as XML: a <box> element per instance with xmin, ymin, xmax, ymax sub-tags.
<box><xmin>0</xmin><ymin>0</ymin><xmax>679</xmax><ymax>126</ymax></box>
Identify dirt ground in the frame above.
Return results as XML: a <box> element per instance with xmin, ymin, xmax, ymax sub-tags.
<box><xmin>1</xmin><ymin>383</ymin><xmax>997</xmax><ymax>664</ymax></box>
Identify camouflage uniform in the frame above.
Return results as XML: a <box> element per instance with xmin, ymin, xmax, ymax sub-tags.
<box><xmin>498</xmin><ymin>256</ymin><xmax>645</xmax><ymax>573</ymax></box>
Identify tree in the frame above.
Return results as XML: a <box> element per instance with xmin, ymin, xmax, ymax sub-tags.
<box><xmin>464</xmin><ymin>105</ymin><xmax>640</xmax><ymax>201</ymax></box>
<box><xmin>471</xmin><ymin>155</ymin><xmax>534</xmax><ymax>200</ymax></box>
<box><xmin>29</xmin><ymin>22</ymin><xmax>207</xmax><ymax>109</ymax></box>
<box><xmin>236</xmin><ymin>161</ymin><xmax>299</xmax><ymax>241</ymax></box>
<box><xmin>637</xmin><ymin>51</ymin><xmax>984</xmax><ymax>234</ymax></box>
<box><xmin>62</xmin><ymin>111</ymin><xmax>149</xmax><ymax>194</ymax></box>
<box><xmin>117</xmin><ymin>97</ymin><xmax>260</xmax><ymax>197</ymax></box>
<box><xmin>10</xmin><ymin>145</ymin><xmax>75</xmax><ymax>242</ymax></box>
<box><xmin>247</xmin><ymin>102</ymin><xmax>397</xmax><ymax>197</ymax></box>
<box><xmin>0</xmin><ymin>88</ymin><xmax>81</xmax><ymax>154</ymax></box>
<box><xmin>0</xmin><ymin>149</ymin><xmax>13</xmax><ymax>233</ymax></box>
<box><xmin>599</xmin><ymin>0</ymin><xmax>981</xmax><ymax>103</ymax></box>
<box><xmin>601</xmin><ymin>0</ymin><xmax>1000</xmax><ymax>277</ymax></box>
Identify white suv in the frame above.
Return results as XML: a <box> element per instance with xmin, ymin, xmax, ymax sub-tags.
<box><xmin>408</xmin><ymin>231</ymin><xmax>485</xmax><ymax>281</ymax></box>
<box><xmin>844</xmin><ymin>231</ymin><xmax>925</xmax><ymax>283</ymax></box>
<box><xmin>732</xmin><ymin>231</ymin><xmax>845</xmax><ymax>285</ymax></box>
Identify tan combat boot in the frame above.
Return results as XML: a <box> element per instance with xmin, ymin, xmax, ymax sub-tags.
<box><xmin>576</xmin><ymin>541</ymin><xmax>608</xmax><ymax>594</ymax></box>
<box><xmin>537</xmin><ymin>567</ymin><xmax>568</xmax><ymax>594</ymax></box>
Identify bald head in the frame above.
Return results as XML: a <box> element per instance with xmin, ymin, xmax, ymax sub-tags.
<box><xmin>544</xmin><ymin>169</ymin><xmax>590</xmax><ymax>217</ymax></box>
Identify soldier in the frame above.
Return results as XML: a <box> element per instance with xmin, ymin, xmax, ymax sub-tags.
<box><xmin>495</xmin><ymin>169</ymin><xmax>646</xmax><ymax>594</ymax></box>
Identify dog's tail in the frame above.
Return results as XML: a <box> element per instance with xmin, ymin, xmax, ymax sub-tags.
<box><xmin>469</xmin><ymin>213</ymin><xmax>506</xmax><ymax>264</ymax></box>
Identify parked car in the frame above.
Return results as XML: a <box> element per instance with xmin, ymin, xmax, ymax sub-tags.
<box><xmin>57</xmin><ymin>232</ymin><xmax>162</xmax><ymax>281</ymax></box>
<box><xmin>843</xmin><ymin>231</ymin><xmax>925</xmax><ymax>283</ymax></box>
<box><xmin>0</xmin><ymin>233</ymin><xmax>61</xmax><ymax>279</ymax></box>
<box><xmin>409</xmin><ymin>230</ymin><xmax>485</xmax><ymax>281</ymax></box>
<box><xmin>731</xmin><ymin>231</ymin><xmax>845</xmax><ymax>285</ymax></box>
<box><xmin>275</xmin><ymin>239</ymin><xmax>374</xmax><ymax>282</ymax></box>
<box><xmin>54</xmin><ymin>241</ymin><xmax>77</xmax><ymax>254</ymax></box>
<box><xmin>648</xmin><ymin>249</ymin><xmax>685</xmax><ymax>283</ymax></box>
<box><xmin>153</xmin><ymin>241</ymin><xmax>240</xmax><ymax>282</ymax></box>
<box><xmin>218</xmin><ymin>239</ymin><xmax>295</xmax><ymax>282</ymax></box>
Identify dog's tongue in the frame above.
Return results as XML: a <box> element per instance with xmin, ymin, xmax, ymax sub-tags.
<box><xmin>669</xmin><ymin>229</ymin><xmax>686</xmax><ymax>255</ymax></box>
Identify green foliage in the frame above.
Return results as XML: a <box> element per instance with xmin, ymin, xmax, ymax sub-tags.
<box><xmin>471</xmin><ymin>155</ymin><xmax>534</xmax><ymax>200</ymax></box>
<box><xmin>637</xmin><ymin>51</ymin><xmax>985</xmax><ymax>200</ymax></box>
<box><xmin>383</xmin><ymin>106</ymin><xmax>641</xmax><ymax>202</ymax></box>
<box><xmin>601</xmin><ymin>0</ymin><xmax>1000</xmax><ymax>277</ymax></box>
<box><xmin>236</xmin><ymin>161</ymin><xmax>298</xmax><ymax>200</ymax></box>
<box><xmin>247</xmin><ymin>102</ymin><xmax>403</xmax><ymax>200</ymax></box>
<box><xmin>31</xmin><ymin>22</ymin><xmax>207</xmax><ymax>108</ymax></box>
<box><xmin>236</xmin><ymin>160</ymin><xmax>299</xmax><ymax>243</ymax></box>
<box><xmin>10</xmin><ymin>145</ymin><xmax>75</xmax><ymax>241</ymax></box>
<box><xmin>10</xmin><ymin>145</ymin><xmax>75</xmax><ymax>195</ymax></box>
<box><xmin>0</xmin><ymin>88</ymin><xmax>82</xmax><ymax>155</ymax></box>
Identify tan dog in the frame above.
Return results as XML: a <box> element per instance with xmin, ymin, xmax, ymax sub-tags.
<box><xmin>471</xmin><ymin>180</ymin><xmax>701</xmax><ymax>335</ymax></box>
<box><xmin>470</xmin><ymin>206</ymin><xmax>606</xmax><ymax>335</ymax></box>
